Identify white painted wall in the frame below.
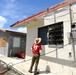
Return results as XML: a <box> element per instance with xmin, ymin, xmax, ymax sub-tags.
<box><xmin>26</xmin><ymin>23</ymin><xmax>44</xmax><ymax>56</ymax></box>
<box><xmin>26</xmin><ymin>4</ymin><xmax>76</xmax><ymax>75</ymax></box>
<box><xmin>44</xmin><ymin>7</ymin><xmax>73</xmax><ymax>61</ymax></box>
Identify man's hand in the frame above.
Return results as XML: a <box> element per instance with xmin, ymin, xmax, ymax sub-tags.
<box><xmin>39</xmin><ymin>50</ymin><xmax>42</xmax><ymax>56</ymax></box>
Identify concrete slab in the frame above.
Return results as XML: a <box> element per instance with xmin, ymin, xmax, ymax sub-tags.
<box><xmin>0</xmin><ymin>54</ymin><xmax>56</xmax><ymax>75</ymax></box>
<box><xmin>0</xmin><ymin>54</ymin><xmax>24</xmax><ymax>65</ymax></box>
<box><xmin>13</xmin><ymin>56</ymin><xmax>56</xmax><ymax>75</ymax></box>
<box><xmin>14</xmin><ymin>62</ymin><xmax>55</xmax><ymax>75</ymax></box>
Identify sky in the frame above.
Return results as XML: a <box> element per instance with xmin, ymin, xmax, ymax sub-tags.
<box><xmin>0</xmin><ymin>0</ymin><xmax>65</xmax><ymax>33</ymax></box>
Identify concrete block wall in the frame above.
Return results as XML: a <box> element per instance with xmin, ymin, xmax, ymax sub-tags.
<box><xmin>0</xmin><ymin>31</ymin><xmax>26</xmax><ymax>57</ymax></box>
<box><xmin>26</xmin><ymin>4</ymin><xmax>76</xmax><ymax>75</ymax></box>
<box><xmin>38</xmin><ymin>58</ymin><xmax>76</xmax><ymax>75</ymax></box>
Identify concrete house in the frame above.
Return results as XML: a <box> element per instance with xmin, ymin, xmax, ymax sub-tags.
<box><xmin>11</xmin><ymin>0</ymin><xmax>76</xmax><ymax>75</ymax></box>
<box><xmin>0</xmin><ymin>28</ymin><xmax>26</xmax><ymax>57</ymax></box>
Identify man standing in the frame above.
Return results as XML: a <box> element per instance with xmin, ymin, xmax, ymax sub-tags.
<box><xmin>28</xmin><ymin>38</ymin><xmax>42</xmax><ymax>75</ymax></box>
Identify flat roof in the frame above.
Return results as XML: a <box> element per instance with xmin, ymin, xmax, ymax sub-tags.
<box><xmin>0</xmin><ymin>28</ymin><xmax>26</xmax><ymax>35</ymax></box>
<box><xmin>11</xmin><ymin>0</ymin><xmax>76</xmax><ymax>28</ymax></box>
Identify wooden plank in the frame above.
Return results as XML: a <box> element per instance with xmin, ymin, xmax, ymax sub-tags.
<box><xmin>0</xmin><ymin>37</ymin><xmax>7</xmax><ymax>47</ymax></box>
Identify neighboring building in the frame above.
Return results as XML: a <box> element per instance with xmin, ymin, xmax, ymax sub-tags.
<box><xmin>11</xmin><ymin>0</ymin><xmax>76</xmax><ymax>75</ymax></box>
<box><xmin>0</xmin><ymin>28</ymin><xmax>26</xmax><ymax>57</ymax></box>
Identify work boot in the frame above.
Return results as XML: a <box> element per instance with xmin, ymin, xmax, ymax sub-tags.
<box><xmin>28</xmin><ymin>70</ymin><xmax>33</xmax><ymax>73</ymax></box>
<box><xmin>34</xmin><ymin>72</ymin><xmax>39</xmax><ymax>75</ymax></box>
<box><xmin>36</xmin><ymin>72</ymin><xmax>39</xmax><ymax>74</ymax></box>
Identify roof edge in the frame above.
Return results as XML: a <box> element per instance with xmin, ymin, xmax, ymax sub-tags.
<box><xmin>0</xmin><ymin>28</ymin><xmax>26</xmax><ymax>35</ymax></box>
<box><xmin>11</xmin><ymin>0</ymin><xmax>76</xmax><ymax>28</ymax></box>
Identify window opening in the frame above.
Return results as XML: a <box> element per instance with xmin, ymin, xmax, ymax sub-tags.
<box><xmin>38</xmin><ymin>22</ymin><xmax>63</xmax><ymax>45</ymax></box>
<box><xmin>48</xmin><ymin>22</ymin><xmax>63</xmax><ymax>45</ymax></box>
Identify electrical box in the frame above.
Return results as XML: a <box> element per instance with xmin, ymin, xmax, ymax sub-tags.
<box><xmin>72</xmin><ymin>31</ymin><xmax>76</xmax><ymax>38</ymax></box>
<box><xmin>67</xmin><ymin>32</ymin><xmax>71</xmax><ymax>38</ymax></box>
<box><xmin>67</xmin><ymin>32</ymin><xmax>76</xmax><ymax>38</ymax></box>
<box><xmin>67</xmin><ymin>23</ymin><xmax>76</xmax><ymax>39</ymax></box>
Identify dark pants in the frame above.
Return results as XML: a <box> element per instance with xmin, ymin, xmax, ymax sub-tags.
<box><xmin>29</xmin><ymin>54</ymin><xmax>40</xmax><ymax>75</ymax></box>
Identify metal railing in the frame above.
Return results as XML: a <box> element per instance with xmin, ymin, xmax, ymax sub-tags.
<box><xmin>0</xmin><ymin>60</ymin><xmax>24</xmax><ymax>75</ymax></box>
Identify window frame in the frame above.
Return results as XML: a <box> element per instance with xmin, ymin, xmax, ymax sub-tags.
<box><xmin>38</xmin><ymin>21</ymin><xmax>64</xmax><ymax>46</ymax></box>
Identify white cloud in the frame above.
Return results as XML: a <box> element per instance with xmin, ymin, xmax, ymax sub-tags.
<box><xmin>1</xmin><ymin>0</ymin><xmax>19</xmax><ymax>18</ymax></box>
<box><xmin>16</xmin><ymin>27</ymin><xmax>27</xmax><ymax>33</ymax></box>
<box><xmin>22</xmin><ymin>16</ymin><xmax>27</xmax><ymax>19</ymax></box>
<box><xmin>0</xmin><ymin>16</ymin><xmax>7</xmax><ymax>28</ymax></box>
<box><xmin>0</xmin><ymin>0</ymin><xmax>32</xmax><ymax>19</ymax></box>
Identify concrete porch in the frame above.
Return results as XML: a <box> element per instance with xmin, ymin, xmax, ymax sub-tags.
<box><xmin>0</xmin><ymin>54</ymin><xmax>56</xmax><ymax>75</ymax></box>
